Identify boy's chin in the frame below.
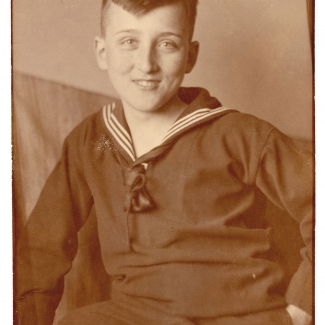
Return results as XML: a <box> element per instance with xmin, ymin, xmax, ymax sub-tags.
<box><xmin>125</xmin><ymin>103</ymin><xmax>162</xmax><ymax>114</ymax></box>
<box><xmin>122</xmin><ymin>97</ymin><xmax>170</xmax><ymax>114</ymax></box>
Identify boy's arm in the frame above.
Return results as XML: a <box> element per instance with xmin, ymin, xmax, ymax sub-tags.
<box><xmin>15</xmin><ymin>130</ymin><xmax>94</xmax><ymax>325</ymax></box>
<box><xmin>255</xmin><ymin>127</ymin><xmax>313</xmax><ymax>320</ymax></box>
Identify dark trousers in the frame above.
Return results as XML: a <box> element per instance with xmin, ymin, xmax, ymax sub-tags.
<box><xmin>58</xmin><ymin>296</ymin><xmax>292</xmax><ymax>325</ymax></box>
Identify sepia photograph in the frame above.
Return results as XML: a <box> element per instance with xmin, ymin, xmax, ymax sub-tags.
<box><xmin>12</xmin><ymin>1</ymin><xmax>314</xmax><ymax>324</ymax></box>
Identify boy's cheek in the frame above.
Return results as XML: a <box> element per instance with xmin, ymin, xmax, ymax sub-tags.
<box><xmin>107</xmin><ymin>57</ymin><xmax>133</xmax><ymax>74</ymax></box>
<box><xmin>162</xmin><ymin>52</ymin><xmax>188</xmax><ymax>72</ymax></box>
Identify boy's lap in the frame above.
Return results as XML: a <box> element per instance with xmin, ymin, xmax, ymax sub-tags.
<box><xmin>56</xmin><ymin>298</ymin><xmax>193</xmax><ymax>325</ymax></box>
<box><xmin>58</xmin><ymin>305</ymin><xmax>129</xmax><ymax>325</ymax></box>
<box><xmin>57</xmin><ymin>298</ymin><xmax>292</xmax><ymax>325</ymax></box>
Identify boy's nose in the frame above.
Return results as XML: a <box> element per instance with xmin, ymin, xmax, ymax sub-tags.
<box><xmin>135</xmin><ymin>45</ymin><xmax>158</xmax><ymax>74</ymax></box>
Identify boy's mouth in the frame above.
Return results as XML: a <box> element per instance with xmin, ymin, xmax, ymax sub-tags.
<box><xmin>133</xmin><ymin>80</ymin><xmax>160</xmax><ymax>90</ymax></box>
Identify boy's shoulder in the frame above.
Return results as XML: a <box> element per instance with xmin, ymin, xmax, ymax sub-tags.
<box><xmin>68</xmin><ymin>105</ymin><xmax>108</xmax><ymax>138</ymax></box>
<box><xmin>62</xmin><ymin>105</ymin><xmax>111</xmax><ymax>152</ymax></box>
<box><xmin>180</xmin><ymin>87</ymin><xmax>275</xmax><ymax>139</ymax></box>
<box><xmin>208</xmin><ymin>109</ymin><xmax>275</xmax><ymax>140</ymax></box>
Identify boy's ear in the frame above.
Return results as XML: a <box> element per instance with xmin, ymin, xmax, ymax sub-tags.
<box><xmin>185</xmin><ymin>41</ymin><xmax>199</xmax><ymax>74</ymax></box>
<box><xmin>94</xmin><ymin>36</ymin><xmax>108</xmax><ymax>71</ymax></box>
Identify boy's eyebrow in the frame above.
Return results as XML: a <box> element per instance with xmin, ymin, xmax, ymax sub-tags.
<box><xmin>158</xmin><ymin>32</ymin><xmax>184</xmax><ymax>40</ymax></box>
<box><xmin>114</xmin><ymin>30</ymin><xmax>184</xmax><ymax>39</ymax></box>
<box><xmin>115</xmin><ymin>29</ymin><xmax>140</xmax><ymax>36</ymax></box>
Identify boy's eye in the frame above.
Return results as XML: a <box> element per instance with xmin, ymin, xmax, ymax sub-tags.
<box><xmin>158</xmin><ymin>41</ymin><xmax>177</xmax><ymax>50</ymax></box>
<box><xmin>120</xmin><ymin>38</ymin><xmax>138</xmax><ymax>49</ymax></box>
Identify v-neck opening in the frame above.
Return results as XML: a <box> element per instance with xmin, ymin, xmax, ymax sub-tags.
<box><xmin>101</xmin><ymin>88</ymin><xmax>235</xmax><ymax>165</ymax></box>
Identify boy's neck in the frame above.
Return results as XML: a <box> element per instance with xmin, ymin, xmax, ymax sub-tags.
<box><xmin>123</xmin><ymin>95</ymin><xmax>186</xmax><ymax>124</ymax></box>
<box><xmin>122</xmin><ymin>95</ymin><xmax>187</xmax><ymax>158</ymax></box>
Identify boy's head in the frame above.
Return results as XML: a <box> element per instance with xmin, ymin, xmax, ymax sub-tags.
<box><xmin>101</xmin><ymin>0</ymin><xmax>198</xmax><ymax>40</ymax></box>
<box><xmin>94</xmin><ymin>0</ymin><xmax>200</xmax><ymax>115</ymax></box>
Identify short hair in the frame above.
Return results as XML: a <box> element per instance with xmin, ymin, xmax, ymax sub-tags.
<box><xmin>101</xmin><ymin>0</ymin><xmax>198</xmax><ymax>40</ymax></box>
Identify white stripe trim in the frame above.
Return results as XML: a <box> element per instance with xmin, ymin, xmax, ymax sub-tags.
<box><xmin>164</xmin><ymin>108</ymin><xmax>213</xmax><ymax>139</ymax></box>
<box><xmin>111</xmin><ymin>114</ymin><xmax>132</xmax><ymax>143</ymax></box>
<box><xmin>108</xmin><ymin>115</ymin><xmax>134</xmax><ymax>154</ymax></box>
<box><xmin>164</xmin><ymin>107</ymin><xmax>231</xmax><ymax>141</ymax></box>
<box><xmin>102</xmin><ymin>105</ymin><xmax>136</xmax><ymax>161</ymax></box>
<box><xmin>104</xmin><ymin>105</ymin><xmax>135</xmax><ymax>160</ymax></box>
<box><xmin>108</xmin><ymin>103</ymin><xmax>135</xmax><ymax>157</ymax></box>
<box><xmin>170</xmin><ymin>108</ymin><xmax>212</xmax><ymax>129</ymax></box>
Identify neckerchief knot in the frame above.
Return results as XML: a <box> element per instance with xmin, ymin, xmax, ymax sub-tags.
<box><xmin>122</xmin><ymin>164</ymin><xmax>155</xmax><ymax>213</ymax></box>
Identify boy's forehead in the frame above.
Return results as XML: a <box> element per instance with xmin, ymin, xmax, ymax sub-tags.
<box><xmin>103</xmin><ymin>0</ymin><xmax>188</xmax><ymax>16</ymax></box>
<box><xmin>102</xmin><ymin>1</ymin><xmax>190</xmax><ymax>36</ymax></box>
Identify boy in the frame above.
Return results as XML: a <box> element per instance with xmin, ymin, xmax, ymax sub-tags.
<box><xmin>16</xmin><ymin>1</ymin><xmax>313</xmax><ymax>325</ymax></box>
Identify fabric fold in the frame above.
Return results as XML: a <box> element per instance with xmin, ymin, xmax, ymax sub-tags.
<box><xmin>122</xmin><ymin>165</ymin><xmax>155</xmax><ymax>213</ymax></box>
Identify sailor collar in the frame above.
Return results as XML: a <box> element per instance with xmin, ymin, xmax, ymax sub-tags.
<box><xmin>102</xmin><ymin>88</ymin><xmax>236</xmax><ymax>166</ymax></box>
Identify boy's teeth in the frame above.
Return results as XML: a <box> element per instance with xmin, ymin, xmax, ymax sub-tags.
<box><xmin>137</xmin><ymin>81</ymin><xmax>157</xmax><ymax>87</ymax></box>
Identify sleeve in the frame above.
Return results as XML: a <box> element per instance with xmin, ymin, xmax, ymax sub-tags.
<box><xmin>15</xmin><ymin>130</ymin><xmax>94</xmax><ymax>325</ymax></box>
<box><xmin>255</xmin><ymin>127</ymin><xmax>313</xmax><ymax>315</ymax></box>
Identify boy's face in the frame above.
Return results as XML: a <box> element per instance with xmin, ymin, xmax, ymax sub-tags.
<box><xmin>95</xmin><ymin>2</ymin><xmax>199</xmax><ymax>115</ymax></box>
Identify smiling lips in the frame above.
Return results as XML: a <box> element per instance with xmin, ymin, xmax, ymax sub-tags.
<box><xmin>133</xmin><ymin>80</ymin><xmax>160</xmax><ymax>90</ymax></box>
